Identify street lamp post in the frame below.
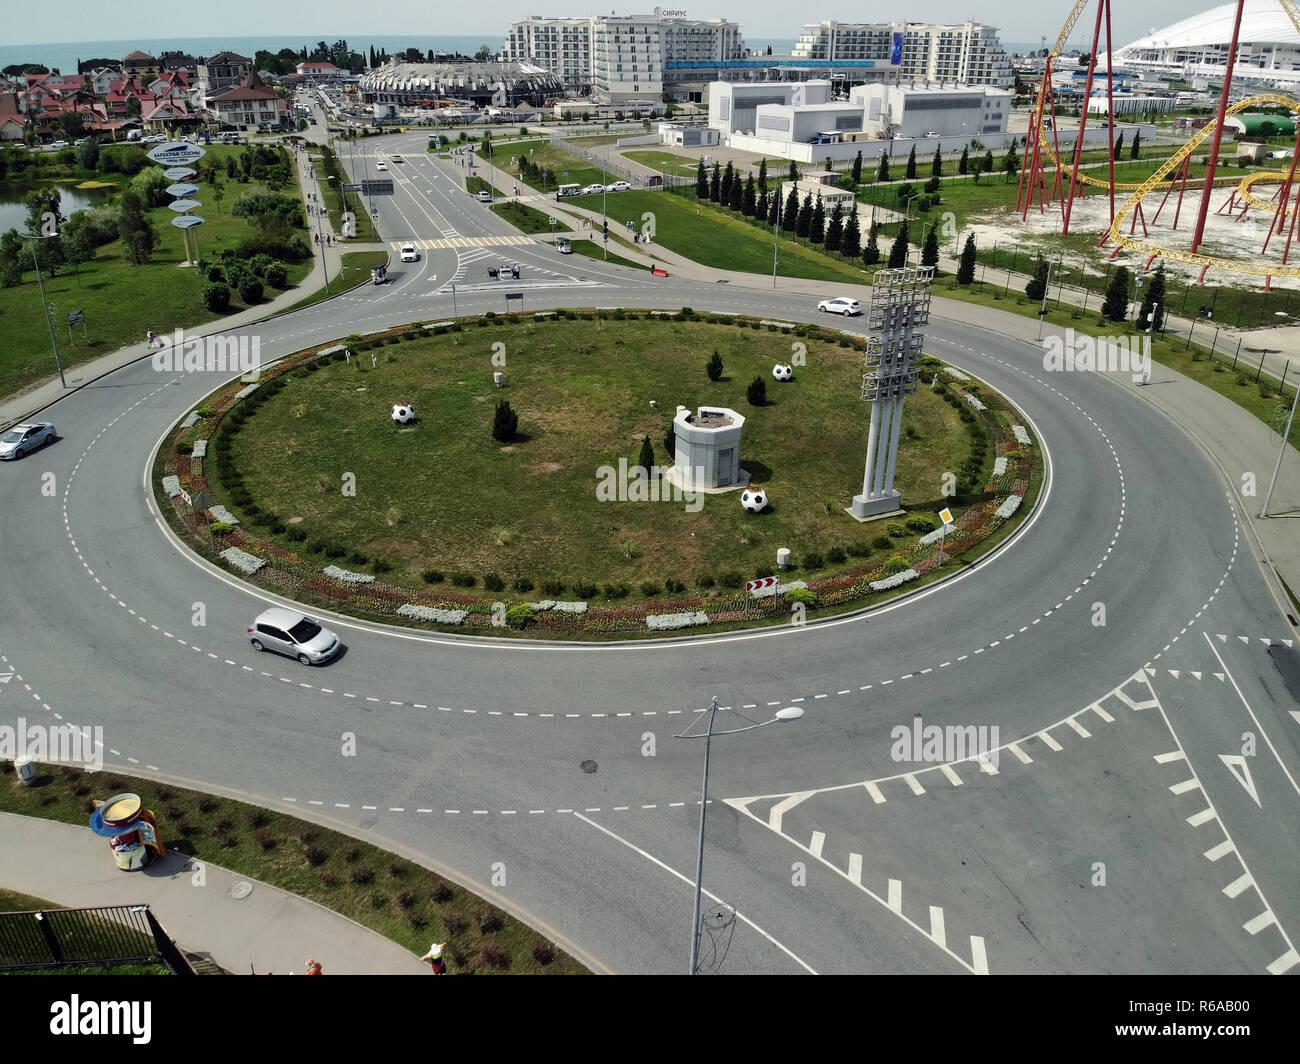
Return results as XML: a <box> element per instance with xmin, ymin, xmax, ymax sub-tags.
<box><xmin>772</xmin><ymin>220</ymin><xmax>779</xmax><ymax>288</ymax></box>
<box><xmin>676</xmin><ymin>699</ymin><xmax>803</xmax><ymax>975</ymax></box>
<box><xmin>313</xmin><ymin>197</ymin><xmax>331</xmax><ymax>296</ymax></box>
<box><xmin>1036</xmin><ymin>253</ymin><xmax>1062</xmax><ymax>341</ymax></box>
<box><xmin>30</xmin><ymin>244</ymin><xmax>66</xmax><ymax>388</ymax></box>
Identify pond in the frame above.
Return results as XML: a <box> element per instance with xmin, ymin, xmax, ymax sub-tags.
<box><xmin>0</xmin><ymin>183</ymin><xmax>117</xmax><ymax>235</ymax></box>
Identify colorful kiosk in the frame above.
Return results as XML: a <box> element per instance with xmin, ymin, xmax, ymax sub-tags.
<box><xmin>89</xmin><ymin>792</ymin><xmax>166</xmax><ymax>871</ymax></box>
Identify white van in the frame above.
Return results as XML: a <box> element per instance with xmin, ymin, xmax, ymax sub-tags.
<box><xmin>126</xmin><ymin>129</ymin><xmax>142</xmax><ymax>141</ymax></box>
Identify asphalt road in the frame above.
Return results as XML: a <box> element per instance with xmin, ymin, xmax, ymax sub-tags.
<box><xmin>1</xmin><ymin>131</ymin><xmax>1296</xmax><ymax>976</ymax></box>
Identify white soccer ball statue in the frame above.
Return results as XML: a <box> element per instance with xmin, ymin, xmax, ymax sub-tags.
<box><xmin>772</xmin><ymin>364</ymin><xmax>794</xmax><ymax>382</ymax></box>
<box><xmin>392</xmin><ymin>402</ymin><xmax>416</xmax><ymax>424</ymax></box>
<box><xmin>740</xmin><ymin>487</ymin><xmax>768</xmax><ymax>513</ymax></box>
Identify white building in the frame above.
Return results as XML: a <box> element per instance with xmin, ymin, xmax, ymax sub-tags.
<box><xmin>853</xmin><ymin>83</ymin><xmax>1011</xmax><ymax>140</ymax></box>
<box><xmin>1085</xmin><ymin>94</ymin><xmax>1176</xmax><ymax>116</ymax></box>
<box><xmin>709</xmin><ymin>80</ymin><xmax>836</xmax><ymax>136</ymax></box>
<box><xmin>1113</xmin><ymin>0</ymin><xmax>1300</xmax><ymax>88</ymax></box>
<box><xmin>504</xmin><ymin>13</ymin><xmax>745</xmax><ymax>103</ymax></box>
<box><xmin>792</xmin><ymin>20</ymin><xmax>1012</xmax><ymax>87</ymax></box>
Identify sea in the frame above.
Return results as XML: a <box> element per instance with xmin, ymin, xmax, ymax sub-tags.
<box><xmin>1</xmin><ymin>35</ymin><xmax>801</xmax><ymax>75</ymax></box>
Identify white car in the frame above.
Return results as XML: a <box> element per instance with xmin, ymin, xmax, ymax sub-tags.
<box><xmin>580</xmin><ymin>184</ymin><xmax>605</xmax><ymax>195</ymax></box>
<box><xmin>49</xmin><ymin>140</ymin><xmax>68</xmax><ymax>149</ymax></box>
<box><xmin>476</xmin><ymin>190</ymin><xmax>492</xmax><ymax>202</ymax></box>
<box><xmin>817</xmin><ymin>296</ymin><xmax>862</xmax><ymax>316</ymax></box>
<box><xmin>376</xmin><ymin>160</ymin><xmax>388</xmax><ymax>171</ymax></box>
<box><xmin>606</xmin><ymin>181</ymin><xmax>631</xmax><ymax>192</ymax></box>
<box><xmin>924</xmin><ymin>131</ymin><xmax>941</xmax><ymax>138</ymax></box>
<box><xmin>400</xmin><ymin>243</ymin><xmax>419</xmax><ymax>262</ymax></box>
<box><xmin>391</xmin><ymin>154</ymin><xmax>403</xmax><ymax>162</ymax></box>
<box><xmin>0</xmin><ymin>422</ymin><xmax>55</xmax><ymax>459</ymax></box>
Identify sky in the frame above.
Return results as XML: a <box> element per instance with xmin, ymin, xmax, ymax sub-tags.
<box><xmin>8</xmin><ymin>1</ymin><xmax>1234</xmax><ymax>50</ymax></box>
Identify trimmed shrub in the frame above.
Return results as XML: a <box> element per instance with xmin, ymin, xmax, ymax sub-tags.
<box><xmin>906</xmin><ymin>516</ymin><xmax>937</xmax><ymax>533</ymax></box>
<box><xmin>886</xmin><ymin>523</ymin><xmax>907</xmax><ymax>537</ymax></box>
<box><xmin>719</xmin><ymin>571</ymin><xmax>743</xmax><ymax>588</ymax></box>
<box><xmin>640</xmin><ymin>581</ymin><xmax>661</xmax><ymax>597</ymax></box>
<box><xmin>664</xmin><ymin>578</ymin><xmax>686</xmax><ymax>593</ymax></box>
<box><xmin>422</xmin><ymin>568</ymin><xmax>444</xmax><ymax>583</ymax></box>
<box><xmin>882</xmin><ymin>556</ymin><xmax>911</xmax><ymax>576</ymax></box>
<box><xmin>603</xmin><ymin>582</ymin><xmax>631</xmax><ymax>599</ymax></box>
<box><xmin>826</xmin><ymin>546</ymin><xmax>847</xmax><ymax>564</ymax></box>
<box><xmin>451</xmin><ymin>571</ymin><xmax>476</xmax><ymax>587</ymax></box>
<box><xmin>694</xmin><ymin>573</ymin><xmax>716</xmax><ymax>589</ymax></box>
<box><xmin>203</xmin><ymin>284</ymin><xmax>231</xmax><ymax>312</ymax></box>
<box><xmin>542</xmin><ymin>579</ymin><xmax>566</xmax><ymax>595</ymax></box>
<box><xmin>802</xmin><ymin>552</ymin><xmax>825</xmax><ymax>569</ymax></box>
<box><xmin>484</xmin><ymin>572</ymin><xmax>506</xmax><ymax>591</ymax></box>
<box><xmin>573</xmin><ymin>582</ymin><xmax>598</xmax><ymax>599</ymax></box>
<box><xmin>505</xmin><ymin>604</ymin><xmax>538</xmax><ymax>629</ymax></box>
<box><xmin>785</xmin><ymin>587</ymin><xmax>817</xmax><ymax>606</ymax></box>
<box><xmin>512</xmin><ymin>577</ymin><xmax>534</xmax><ymax>593</ymax></box>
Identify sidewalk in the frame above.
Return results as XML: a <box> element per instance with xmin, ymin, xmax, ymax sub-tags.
<box><xmin>0</xmin><ymin>143</ymin><xmax>385</xmax><ymax>430</ymax></box>
<box><xmin>0</xmin><ymin>811</ymin><xmax>429</xmax><ymax>974</ymax></box>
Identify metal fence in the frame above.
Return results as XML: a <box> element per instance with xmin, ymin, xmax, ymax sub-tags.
<box><xmin>0</xmin><ymin>905</ymin><xmax>193</xmax><ymax>973</ymax></box>
<box><xmin>548</xmin><ymin>133</ymin><xmax>693</xmax><ymax>189</ymax></box>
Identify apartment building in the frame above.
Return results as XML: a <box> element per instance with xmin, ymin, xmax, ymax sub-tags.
<box><xmin>503</xmin><ymin>16</ymin><xmax>594</xmax><ymax>93</ymax></box>
<box><xmin>792</xmin><ymin>20</ymin><xmax>1012</xmax><ymax>87</ymax></box>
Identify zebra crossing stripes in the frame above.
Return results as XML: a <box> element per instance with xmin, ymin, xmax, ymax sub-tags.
<box><xmin>392</xmin><ymin>236</ymin><xmax>532</xmax><ymax>251</ymax></box>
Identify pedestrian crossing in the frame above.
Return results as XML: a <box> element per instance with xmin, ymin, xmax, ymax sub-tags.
<box><xmin>391</xmin><ymin>236</ymin><xmax>533</xmax><ymax>251</ymax></box>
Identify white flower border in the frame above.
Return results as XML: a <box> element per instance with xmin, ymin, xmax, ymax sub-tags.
<box><xmin>324</xmin><ymin>564</ymin><xmax>375</xmax><ymax>584</ymax></box>
<box><xmin>870</xmin><ymin>568</ymin><xmax>919</xmax><ymax>591</ymax></box>
<box><xmin>995</xmin><ymin>494</ymin><xmax>1023</xmax><ymax>520</ymax></box>
<box><xmin>646</xmin><ymin>611</ymin><xmax>710</xmax><ymax>630</ymax></box>
<box><xmin>1012</xmin><ymin>425</ymin><xmax>1032</xmax><ymax>446</ymax></box>
<box><xmin>397</xmin><ymin>603</ymin><xmax>468</xmax><ymax>625</ymax></box>
<box><xmin>220</xmin><ymin>546</ymin><xmax>265</xmax><ymax>575</ymax></box>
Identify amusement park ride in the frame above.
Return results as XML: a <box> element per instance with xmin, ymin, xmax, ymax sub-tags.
<box><xmin>1017</xmin><ymin>0</ymin><xmax>1300</xmax><ymax>289</ymax></box>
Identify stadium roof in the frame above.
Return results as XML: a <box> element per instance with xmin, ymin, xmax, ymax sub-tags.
<box><xmin>1120</xmin><ymin>0</ymin><xmax>1300</xmax><ymax>52</ymax></box>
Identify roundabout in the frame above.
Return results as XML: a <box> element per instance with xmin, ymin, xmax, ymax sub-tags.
<box><xmin>1</xmin><ymin>126</ymin><xmax>1296</xmax><ymax>977</ymax></box>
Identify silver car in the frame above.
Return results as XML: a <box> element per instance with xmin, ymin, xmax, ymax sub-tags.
<box><xmin>817</xmin><ymin>297</ymin><xmax>862</xmax><ymax>316</ymax></box>
<box><xmin>248</xmin><ymin>607</ymin><xmax>341</xmax><ymax>665</ymax></box>
<box><xmin>0</xmin><ymin>422</ymin><xmax>55</xmax><ymax>460</ymax></box>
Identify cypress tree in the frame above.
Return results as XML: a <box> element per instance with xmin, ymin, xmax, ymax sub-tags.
<box><xmin>783</xmin><ymin>185</ymin><xmax>800</xmax><ymax>232</ymax></box>
<box><xmin>982</xmin><ymin>149</ymin><xmax>994</xmax><ymax>174</ymax></box>
<box><xmin>742</xmin><ymin>174</ymin><xmax>756</xmax><ymax>216</ymax></box>
<box><xmin>809</xmin><ymin>195</ymin><xmax>826</xmax><ymax>243</ymax></box>
<box><xmin>787</xmin><ymin>160</ymin><xmax>799</xmax><ymax>183</ymax></box>
<box><xmin>921</xmin><ymin>225</ymin><xmax>939</xmax><ymax>267</ymax></box>
<box><xmin>1102</xmin><ymin>265</ymin><xmax>1131</xmax><ymax>322</ymax></box>
<box><xmin>1137</xmin><ymin>262</ymin><xmax>1166</xmax><ymax>331</ymax></box>
<box><xmin>758</xmin><ymin>157</ymin><xmax>768</xmax><ymax>194</ymax></box>
<box><xmin>720</xmin><ymin>161</ymin><xmax>734</xmax><ymax>205</ymax></box>
<box><xmin>768</xmin><ymin>188</ymin><xmax>782</xmax><ymax>226</ymax></box>
<box><xmin>842</xmin><ymin>210</ymin><xmax>861</xmax><ymax>258</ymax></box>
<box><xmin>696</xmin><ymin>157</ymin><xmax>708</xmax><ymax>199</ymax></box>
<box><xmin>851</xmin><ymin>149</ymin><xmax>863</xmax><ymax>185</ymax></box>
<box><xmin>877</xmin><ymin>153</ymin><xmax>890</xmax><ymax>182</ymax></box>
<box><xmin>825</xmin><ymin>201</ymin><xmax>844</xmax><ymax>252</ymax></box>
<box><xmin>888</xmin><ymin>221</ymin><xmax>910</xmax><ymax>268</ymax></box>
<box><xmin>1130</xmin><ymin>130</ymin><xmax>1141</xmax><ymax>160</ymax></box>
<box><xmin>1113</xmin><ymin>132</ymin><xmax>1125</xmax><ymax>160</ymax></box>
<box><xmin>905</xmin><ymin>145</ymin><xmax>917</xmax><ymax>179</ymax></box>
<box><xmin>931</xmin><ymin>147</ymin><xmax>942</xmax><ymax>178</ymax></box>
<box><xmin>709</xmin><ymin>163</ymin><xmax>720</xmax><ymax>202</ymax></box>
<box><xmin>796</xmin><ymin>192</ymin><xmax>813</xmax><ymax>237</ymax></box>
<box><xmin>1025</xmin><ymin>258</ymin><xmax>1049</xmax><ymax>301</ymax></box>
<box><xmin>638</xmin><ymin>434</ymin><xmax>654</xmax><ymax>473</ymax></box>
<box><xmin>863</xmin><ymin>222</ymin><xmax>881</xmax><ymax>266</ymax></box>
<box><xmin>956</xmin><ymin>234</ymin><xmax>977</xmax><ymax>284</ymax></box>
<box><xmin>729</xmin><ymin>169</ymin><xmax>743</xmax><ymax>211</ymax></box>
<box><xmin>958</xmin><ymin>146</ymin><xmax>969</xmax><ymax>174</ymax></box>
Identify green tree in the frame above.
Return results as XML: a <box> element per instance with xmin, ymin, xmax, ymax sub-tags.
<box><xmin>905</xmin><ymin>144</ymin><xmax>917</xmax><ymax>179</ymax></box>
<box><xmin>809</xmin><ymin>194</ymin><xmax>825</xmax><ymax>244</ymax></box>
<box><xmin>746</xmin><ymin>376</ymin><xmax>767</xmax><ymax>406</ymax></box>
<box><xmin>1025</xmin><ymin>258</ymin><xmax>1049</xmax><ymax>301</ymax></box>
<box><xmin>956</xmin><ymin>234</ymin><xmax>977</xmax><ymax>284</ymax></box>
<box><xmin>117</xmin><ymin>190</ymin><xmax>157</xmax><ymax>265</ymax></box>
<box><xmin>720</xmin><ymin>161</ymin><xmax>734</xmax><ymax>205</ymax></box>
<box><xmin>825</xmin><ymin>201</ymin><xmax>844</xmax><ymax>252</ymax></box>
<box><xmin>972</xmin><ymin>161</ymin><xmax>984</xmax><ymax>184</ymax></box>
<box><xmin>475</xmin><ymin>46</ymin><xmax>492</xmax><ymax>62</ymax></box>
<box><xmin>757</xmin><ymin>157</ymin><xmax>767</xmax><ymax>194</ymax></box>
<box><xmin>851</xmin><ymin>149</ymin><xmax>863</xmax><ymax>185</ymax></box>
<box><xmin>742</xmin><ymin>174</ymin><xmax>756</xmax><ymax>217</ymax></box>
<box><xmin>637</xmin><ymin>434</ymin><xmax>654</xmax><ymax>473</ymax></box>
<box><xmin>982</xmin><ymin>149</ymin><xmax>994</xmax><ymax>173</ymax></box>
<box><xmin>1130</xmin><ymin>130</ymin><xmax>1141</xmax><ymax>160</ymax></box>
<box><xmin>783</xmin><ymin>184</ymin><xmax>800</xmax><ymax>232</ymax></box>
<box><xmin>931</xmin><ymin>146</ymin><xmax>942</xmax><ymax>178</ymax></box>
<box><xmin>796</xmin><ymin>192</ymin><xmax>813</xmax><ymax>237</ymax></box>
<box><xmin>1102</xmin><ymin>265</ymin><xmax>1131</xmax><ymax>322</ymax></box>
<box><xmin>75</xmin><ymin>137</ymin><xmax>99</xmax><ymax>170</ymax></box>
<box><xmin>492</xmin><ymin>398</ymin><xmax>519</xmax><ymax>442</ymax></box>
<box><xmin>1003</xmin><ymin>142</ymin><xmax>1019</xmax><ymax>179</ymax></box>
<box><xmin>877</xmin><ymin>153</ymin><xmax>890</xmax><ymax>182</ymax></box>
<box><xmin>768</xmin><ymin>188</ymin><xmax>782</xmax><ymax>226</ymax></box>
<box><xmin>842</xmin><ymin>210</ymin><xmax>861</xmax><ymax>258</ymax></box>
<box><xmin>887</xmin><ymin>221</ymin><xmax>910</xmax><ymax>268</ymax></box>
<box><xmin>0</xmin><ymin>228</ymin><xmax>24</xmax><ymax>287</ymax></box>
<box><xmin>709</xmin><ymin>162</ymin><xmax>720</xmax><ymax>202</ymax></box>
<box><xmin>1137</xmin><ymin>262</ymin><xmax>1167</xmax><ymax>331</ymax></box>
<box><xmin>696</xmin><ymin>157</ymin><xmax>708</xmax><ymax>198</ymax></box>
<box><xmin>787</xmin><ymin>160</ymin><xmax>798</xmax><ymax>183</ymax></box>
<box><xmin>707</xmin><ymin>350</ymin><xmax>723</xmax><ymax>381</ymax></box>
<box><xmin>863</xmin><ymin>222</ymin><xmax>881</xmax><ymax>266</ymax></box>
<box><xmin>958</xmin><ymin>146</ymin><xmax>969</xmax><ymax>174</ymax></box>
<box><xmin>729</xmin><ymin>169</ymin><xmax>743</xmax><ymax>211</ymax></box>
<box><xmin>921</xmin><ymin>226</ymin><xmax>939</xmax><ymax>267</ymax></box>
<box><xmin>1113</xmin><ymin>131</ymin><xmax>1125</xmax><ymax>159</ymax></box>
<box><xmin>211</xmin><ymin>176</ymin><xmax>225</xmax><ymax>214</ymax></box>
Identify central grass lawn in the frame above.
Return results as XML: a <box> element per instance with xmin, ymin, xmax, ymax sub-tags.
<box><xmin>622</xmin><ymin>149</ymin><xmax>707</xmax><ymax>177</ymax></box>
<box><xmin>0</xmin><ymin>144</ymin><xmax>314</xmax><ymax>400</ymax></box>
<box><xmin>490</xmin><ymin>199</ymin><xmax>571</xmax><ymax>234</ymax></box>
<box><xmin>568</xmin><ymin>238</ymin><xmax>646</xmax><ymax>270</ymax></box>
<box><xmin>222</xmin><ymin>319</ymin><xmax>970</xmax><ymax>589</ymax></box>
<box><xmin>466</xmin><ymin>174</ymin><xmax>504</xmax><ymax>198</ymax></box>
<box><xmin>563</xmin><ymin>189</ymin><xmax>873</xmax><ymax>284</ymax></box>
<box><xmin>484</xmin><ymin>138</ymin><xmax>612</xmax><ymax>193</ymax></box>
<box><xmin>281</xmin><ymin>250</ymin><xmax>390</xmax><ymax>314</ymax></box>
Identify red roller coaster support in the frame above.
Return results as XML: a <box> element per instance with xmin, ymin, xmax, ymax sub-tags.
<box><xmin>1190</xmin><ymin>0</ymin><xmax>1248</xmax><ymax>255</ymax></box>
<box><xmin>1263</xmin><ymin>126</ymin><xmax>1300</xmax><ymax>254</ymax></box>
<box><xmin>1171</xmin><ymin>153</ymin><xmax>1192</xmax><ymax>230</ymax></box>
<box><xmin>1281</xmin><ymin>179</ymin><xmax>1300</xmax><ymax>264</ymax></box>
<box><xmin>1062</xmin><ymin>0</ymin><xmax>1110</xmax><ymax>235</ymax></box>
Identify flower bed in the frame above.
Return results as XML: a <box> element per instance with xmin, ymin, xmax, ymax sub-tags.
<box><xmin>869</xmin><ymin>568</ymin><xmax>919</xmax><ymax>592</ymax></box>
<box><xmin>221</xmin><ymin>546</ymin><xmax>265</xmax><ymax>575</ymax></box>
<box><xmin>1012</xmin><ymin>425</ymin><xmax>1032</xmax><ymax>446</ymax></box>
<box><xmin>397</xmin><ymin>603</ymin><xmax>469</xmax><ymax>625</ymax></box>
<box><xmin>323</xmin><ymin>564</ymin><xmax>376</xmax><ymax>585</ymax></box>
<box><xmin>646</xmin><ymin>611</ymin><xmax>710</xmax><ymax>631</ymax></box>
<box><xmin>994</xmin><ymin>494</ymin><xmax>1023</xmax><ymax>520</ymax></box>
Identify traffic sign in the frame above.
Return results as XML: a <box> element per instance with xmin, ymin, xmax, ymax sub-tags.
<box><xmin>67</xmin><ymin>310</ymin><xmax>84</xmax><ymax>326</ymax></box>
<box><xmin>178</xmin><ymin>488</ymin><xmax>192</xmax><ymax>507</ymax></box>
<box><xmin>194</xmin><ymin>492</ymin><xmax>212</xmax><ymax>510</ymax></box>
<box><xmin>170</xmin><ymin>214</ymin><xmax>205</xmax><ymax>229</ymax></box>
<box><xmin>146</xmin><ymin>141</ymin><xmax>206</xmax><ymax>166</ymax></box>
<box><xmin>166</xmin><ymin>182</ymin><xmax>200</xmax><ymax>197</ymax></box>
<box><xmin>168</xmin><ymin>199</ymin><xmax>202</xmax><ymax>213</ymax></box>
<box><xmin>745</xmin><ymin>576</ymin><xmax>778</xmax><ymax>593</ymax></box>
<box><xmin>549</xmin><ymin>217</ymin><xmax>557</xmax><ymax>225</ymax></box>
<box><xmin>939</xmin><ymin>507</ymin><xmax>954</xmax><ymax>525</ymax></box>
<box><xmin>163</xmin><ymin>166</ymin><xmax>197</xmax><ymax>181</ymax></box>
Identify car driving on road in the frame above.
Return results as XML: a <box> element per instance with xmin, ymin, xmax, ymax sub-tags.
<box><xmin>400</xmin><ymin>243</ymin><xmax>419</xmax><ymax>262</ymax></box>
<box><xmin>476</xmin><ymin>190</ymin><xmax>493</xmax><ymax>202</ymax></box>
<box><xmin>0</xmin><ymin>422</ymin><xmax>55</xmax><ymax>460</ymax></box>
<box><xmin>248</xmin><ymin>607</ymin><xmax>340</xmax><ymax>665</ymax></box>
<box><xmin>376</xmin><ymin>160</ymin><xmax>388</xmax><ymax>171</ymax></box>
<box><xmin>817</xmin><ymin>296</ymin><xmax>862</xmax><ymax>316</ymax></box>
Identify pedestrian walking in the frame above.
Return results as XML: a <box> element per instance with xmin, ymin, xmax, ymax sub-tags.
<box><xmin>305</xmin><ymin>958</ymin><xmax>323</xmax><ymax>976</ymax></box>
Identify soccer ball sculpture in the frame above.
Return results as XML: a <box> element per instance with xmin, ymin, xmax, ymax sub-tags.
<box><xmin>392</xmin><ymin>402</ymin><xmax>416</xmax><ymax>425</ymax></box>
<box><xmin>740</xmin><ymin>487</ymin><xmax>768</xmax><ymax>513</ymax></box>
<box><xmin>772</xmin><ymin>364</ymin><xmax>794</xmax><ymax>382</ymax></box>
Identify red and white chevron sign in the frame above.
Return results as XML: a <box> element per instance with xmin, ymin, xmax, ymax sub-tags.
<box><xmin>745</xmin><ymin>576</ymin><xmax>778</xmax><ymax>592</ymax></box>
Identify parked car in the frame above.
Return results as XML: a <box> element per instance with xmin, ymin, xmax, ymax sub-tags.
<box><xmin>606</xmin><ymin>180</ymin><xmax>631</xmax><ymax>192</ymax></box>
<box><xmin>0</xmin><ymin>422</ymin><xmax>54</xmax><ymax>460</ymax></box>
<box><xmin>476</xmin><ymin>189</ymin><xmax>492</xmax><ymax>202</ymax></box>
<box><xmin>580</xmin><ymin>183</ymin><xmax>605</xmax><ymax>195</ymax></box>
<box><xmin>817</xmin><ymin>296</ymin><xmax>862</xmax><ymax>316</ymax></box>
<box><xmin>49</xmin><ymin>140</ymin><xmax>68</xmax><ymax>149</ymax></box>
<box><xmin>247</xmin><ymin>607</ymin><xmax>340</xmax><ymax>666</ymax></box>
<box><xmin>924</xmin><ymin>130</ymin><xmax>941</xmax><ymax>138</ymax></box>
<box><xmin>400</xmin><ymin>243</ymin><xmax>419</xmax><ymax>262</ymax></box>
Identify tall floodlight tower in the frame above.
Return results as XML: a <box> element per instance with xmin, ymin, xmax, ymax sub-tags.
<box><xmin>849</xmin><ymin>265</ymin><xmax>932</xmax><ymax>520</ymax></box>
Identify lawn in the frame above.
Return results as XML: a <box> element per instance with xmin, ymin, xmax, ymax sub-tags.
<box><xmin>0</xmin><ymin>760</ymin><xmax>585</xmax><ymax>975</ymax></box>
<box><xmin>622</xmin><ymin>149</ymin><xmax>706</xmax><ymax>177</ymax></box>
<box><xmin>281</xmin><ymin>250</ymin><xmax>389</xmax><ymax>314</ymax></box>
<box><xmin>484</xmin><ymin>138</ymin><xmax>612</xmax><ymax>193</ymax></box>
<box><xmin>0</xmin><ymin>144</ymin><xmax>314</xmax><ymax>400</ymax></box>
<box><xmin>0</xmin><ymin>886</ymin><xmax>57</xmax><ymax>912</ymax></box>
<box><xmin>465</xmin><ymin>174</ymin><xmax>504</xmax><ymax>198</ymax></box>
<box><xmin>490</xmin><ymin>199</ymin><xmax>571</xmax><ymax>234</ymax></box>
<box><xmin>218</xmin><ymin>319</ymin><xmax>972</xmax><ymax>589</ymax></box>
<box><xmin>564</xmin><ymin>189</ymin><xmax>873</xmax><ymax>285</ymax></box>
<box><xmin>568</xmin><ymin>238</ymin><xmax>646</xmax><ymax>271</ymax></box>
